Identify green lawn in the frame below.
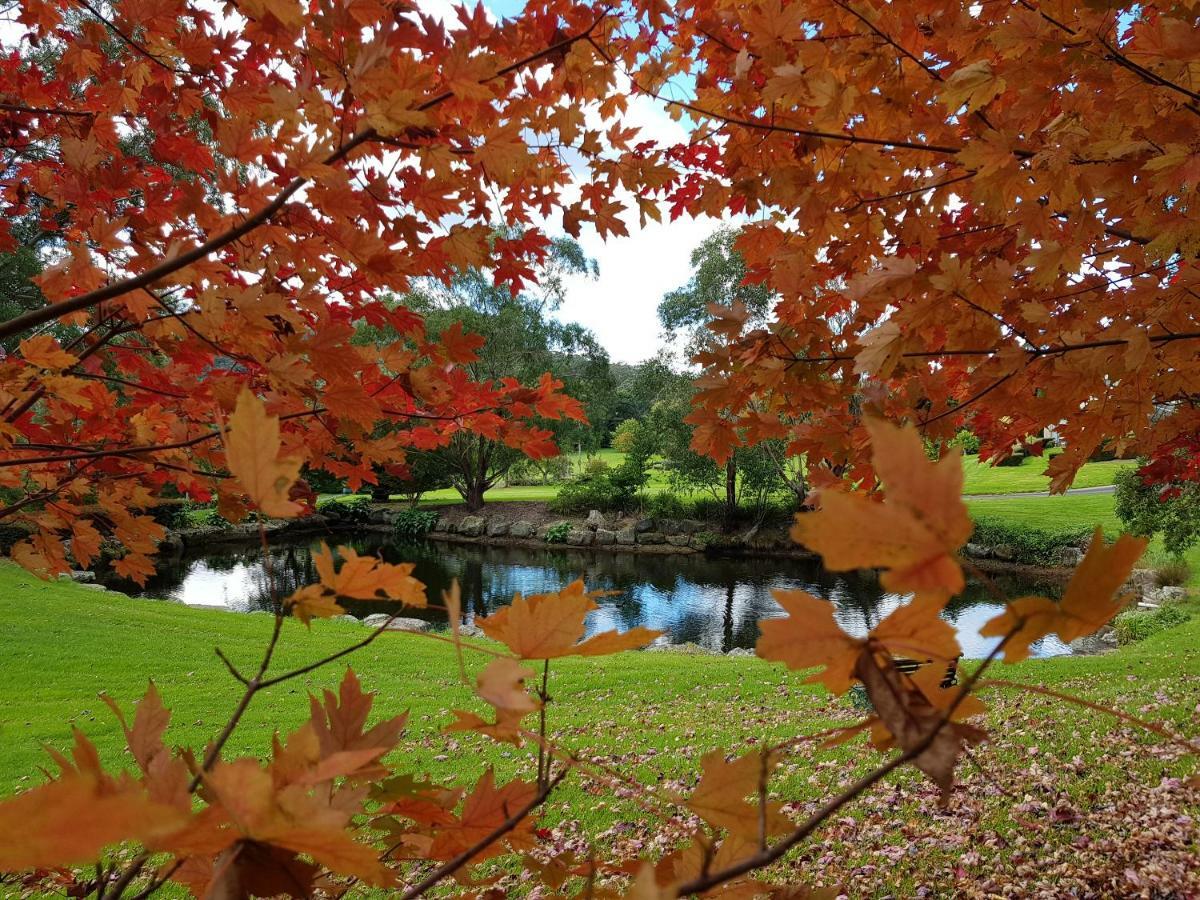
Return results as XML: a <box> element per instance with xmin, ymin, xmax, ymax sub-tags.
<box><xmin>961</xmin><ymin>454</ymin><xmax>1131</xmax><ymax>495</ymax></box>
<box><xmin>1</xmin><ymin>567</ymin><xmax>1197</xmax><ymax>894</ymax></box>
<box><xmin>967</xmin><ymin>492</ymin><xmax>1200</xmax><ymax>583</ymax></box>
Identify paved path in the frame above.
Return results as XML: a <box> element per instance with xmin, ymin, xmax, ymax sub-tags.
<box><xmin>963</xmin><ymin>484</ymin><xmax>1117</xmax><ymax>501</ymax></box>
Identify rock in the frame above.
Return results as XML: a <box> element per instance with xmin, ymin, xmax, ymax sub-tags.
<box><xmin>537</xmin><ymin>521</ymin><xmax>570</xmax><ymax>540</ymax></box>
<box><xmin>991</xmin><ymin>544</ymin><xmax>1016</xmax><ymax>561</ymax></box>
<box><xmin>361</xmin><ymin>614</ymin><xmax>430</xmax><ymax>632</ymax></box>
<box><xmin>1053</xmin><ymin>546</ymin><xmax>1085</xmax><ymax>567</ymax></box>
<box><xmin>1152</xmin><ymin>585</ymin><xmax>1187</xmax><ymax>604</ymax></box>
<box><xmin>432</xmin><ymin>516</ymin><xmax>450</xmax><ymax>532</ymax></box>
<box><xmin>666</xmin><ymin>534</ymin><xmax>691</xmax><ymax>547</ymax></box>
<box><xmin>458</xmin><ymin>515</ymin><xmax>486</xmax><ymax>537</ymax></box>
<box><xmin>77</xmin><ymin>583</ymin><xmax>108</xmax><ymax>592</ymax></box>
<box><xmin>566</xmin><ymin>527</ymin><xmax>594</xmax><ymax>546</ymax></box>
<box><xmin>58</xmin><ymin>570</ymin><xmax>96</xmax><ymax>584</ymax></box>
<box><xmin>679</xmin><ymin>519</ymin><xmax>705</xmax><ymax>534</ymax></box>
<box><xmin>657</xmin><ymin>518</ymin><xmax>683</xmax><ymax>535</ymax></box>
<box><xmin>594</xmin><ymin>528</ymin><xmax>616</xmax><ymax>545</ymax></box>
<box><xmin>459</xmin><ymin>623</ymin><xmax>484</xmax><ymax>638</ymax></box>
<box><xmin>585</xmin><ymin>510</ymin><xmax>606</xmax><ymax>530</ymax></box>
<box><xmin>509</xmin><ymin>520</ymin><xmax>536</xmax><ymax>538</ymax></box>
<box><xmin>1125</xmin><ymin>569</ymin><xmax>1156</xmax><ymax>591</ymax></box>
<box><xmin>369</xmin><ymin>507</ymin><xmax>396</xmax><ymax>524</ymax></box>
<box><xmin>616</xmin><ymin>525</ymin><xmax>637</xmax><ymax>545</ymax></box>
<box><xmin>157</xmin><ymin>534</ymin><xmax>183</xmax><ymax>554</ymax></box>
<box><xmin>634</xmin><ymin>518</ymin><xmax>655</xmax><ymax>533</ymax></box>
<box><xmin>338</xmin><ymin>614</ymin><xmax>359</xmax><ymax>622</ymax></box>
<box><xmin>486</xmin><ymin>520</ymin><xmax>510</xmax><ymax>537</ymax></box>
<box><xmin>638</xmin><ymin>531</ymin><xmax>665</xmax><ymax>545</ymax></box>
<box><xmin>726</xmin><ymin>647</ymin><xmax>755</xmax><ymax>657</ymax></box>
<box><xmin>963</xmin><ymin>542</ymin><xmax>990</xmax><ymax>559</ymax></box>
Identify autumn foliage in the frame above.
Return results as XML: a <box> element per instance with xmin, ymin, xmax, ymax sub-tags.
<box><xmin>1</xmin><ymin>0</ymin><xmax>1197</xmax><ymax>895</ymax></box>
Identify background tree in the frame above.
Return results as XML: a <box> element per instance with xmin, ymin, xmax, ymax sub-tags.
<box><xmin>403</xmin><ymin>236</ymin><xmax>609</xmax><ymax>509</ymax></box>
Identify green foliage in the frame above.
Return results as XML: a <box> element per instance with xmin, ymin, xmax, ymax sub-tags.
<box><xmin>951</xmin><ymin>429</ymin><xmax>981</xmax><ymax>455</ymax></box>
<box><xmin>1113</xmin><ymin>604</ymin><xmax>1191</xmax><ymax>645</ymax></box>
<box><xmin>505</xmin><ymin>455</ymin><xmax>572</xmax><ymax>486</ymax></box>
<box><xmin>544</xmin><ymin>522</ymin><xmax>571</xmax><ymax>544</ymax></box>
<box><xmin>189</xmin><ymin>507</ymin><xmax>232</xmax><ymax>529</ymax></box>
<box><xmin>583</xmin><ymin>455</ymin><xmax>611</xmax><ymax>476</ymax></box>
<box><xmin>611</xmin><ymin>419</ymin><xmax>642</xmax><ymax>454</ymax></box>
<box><xmin>550</xmin><ymin>474</ymin><xmax>631</xmax><ymax>514</ymax></box>
<box><xmin>1115</xmin><ymin>467</ymin><xmax>1200</xmax><ymax>559</ymax></box>
<box><xmin>303</xmin><ymin>466</ymin><xmax>347</xmax><ymax>495</ymax></box>
<box><xmin>391</xmin><ymin>508</ymin><xmax>439</xmax><ymax>539</ymax></box>
<box><xmin>969</xmin><ymin>520</ymin><xmax>1091</xmax><ymax>566</ymax></box>
<box><xmin>148</xmin><ymin>499</ymin><xmax>193</xmax><ymax>530</ymax></box>
<box><xmin>316</xmin><ymin>496</ymin><xmax>373</xmax><ymax>527</ymax></box>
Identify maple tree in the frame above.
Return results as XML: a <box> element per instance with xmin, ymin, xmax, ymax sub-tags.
<box><xmin>1</xmin><ymin>0</ymin><xmax>1197</xmax><ymax>895</ymax></box>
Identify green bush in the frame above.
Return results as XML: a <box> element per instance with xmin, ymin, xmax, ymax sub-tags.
<box><xmin>1112</xmin><ymin>604</ymin><xmax>1191</xmax><ymax>645</ymax></box>
<box><xmin>969</xmin><ymin>519</ymin><xmax>1091</xmax><ymax>566</ymax></box>
<box><xmin>550</xmin><ymin>475</ymin><xmax>631</xmax><ymax>514</ymax></box>
<box><xmin>1115</xmin><ymin>467</ymin><xmax>1200</xmax><ymax>559</ymax></box>
<box><xmin>316</xmin><ymin>496</ymin><xmax>373</xmax><ymax>527</ymax></box>
<box><xmin>189</xmin><ymin>507</ymin><xmax>232</xmax><ymax>529</ymax></box>
<box><xmin>950</xmin><ymin>429</ymin><xmax>981</xmax><ymax>455</ymax></box>
<box><xmin>644</xmin><ymin>492</ymin><xmax>687</xmax><ymax>519</ymax></box>
<box><xmin>148</xmin><ymin>499</ymin><xmax>193</xmax><ymax>529</ymax></box>
<box><xmin>582</xmin><ymin>455</ymin><xmax>611</xmax><ymax>476</ymax></box>
<box><xmin>544</xmin><ymin>522</ymin><xmax>570</xmax><ymax>544</ymax></box>
<box><xmin>303</xmin><ymin>466</ymin><xmax>346</xmax><ymax>495</ymax></box>
<box><xmin>392</xmin><ymin>508</ymin><xmax>438</xmax><ymax>539</ymax></box>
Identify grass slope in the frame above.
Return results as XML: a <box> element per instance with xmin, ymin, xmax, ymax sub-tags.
<box><xmin>1</xmin><ymin>567</ymin><xmax>1197</xmax><ymax>894</ymax></box>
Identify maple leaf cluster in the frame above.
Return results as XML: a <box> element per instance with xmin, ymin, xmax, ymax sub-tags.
<box><xmin>0</xmin><ymin>0</ymin><xmax>624</xmax><ymax>580</ymax></box>
<box><xmin>612</xmin><ymin>0</ymin><xmax>1200</xmax><ymax>493</ymax></box>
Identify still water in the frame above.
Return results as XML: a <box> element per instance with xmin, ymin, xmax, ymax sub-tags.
<box><xmin>110</xmin><ymin>534</ymin><xmax>1072</xmax><ymax>659</ymax></box>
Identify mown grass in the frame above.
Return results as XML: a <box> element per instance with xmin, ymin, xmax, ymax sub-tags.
<box><xmin>967</xmin><ymin>493</ymin><xmax>1200</xmax><ymax>585</ymax></box>
<box><xmin>2</xmin><ymin>565</ymin><xmax>1196</xmax><ymax>816</ymax></box>
<box><xmin>961</xmin><ymin>455</ymin><xmax>1131</xmax><ymax>494</ymax></box>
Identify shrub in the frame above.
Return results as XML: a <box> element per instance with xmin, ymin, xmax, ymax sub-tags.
<box><xmin>190</xmin><ymin>507</ymin><xmax>232</xmax><ymax>529</ymax></box>
<box><xmin>969</xmin><ymin>519</ymin><xmax>1091</xmax><ymax>566</ymax></box>
<box><xmin>316</xmin><ymin>495</ymin><xmax>373</xmax><ymax>527</ymax></box>
<box><xmin>1155</xmin><ymin>559</ymin><xmax>1192</xmax><ymax>587</ymax></box>
<box><xmin>303</xmin><ymin>466</ymin><xmax>347</xmax><ymax>495</ymax></box>
<box><xmin>1115</xmin><ymin>466</ymin><xmax>1200</xmax><ymax>559</ymax></box>
<box><xmin>148</xmin><ymin>499</ymin><xmax>193</xmax><ymax>529</ymax></box>
<box><xmin>392</xmin><ymin>508</ymin><xmax>438</xmax><ymax>539</ymax></box>
<box><xmin>645</xmin><ymin>491</ymin><xmax>687</xmax><ymax>519</ymax></box>
<box><xmin>550</xmin><ymin>474</ymin><xmax>631</xmax><ymax>514</ymax></box>
<box><xmin>582</xmin><ymin>455</ymin><xmax>611</xmax><ymax>476</ymax></box>
<box><xmin>610</xmin><ymin>418</ymin><xmax>641</xmax><ymax>454</ymax></box>
<box><xmin>1112</xmin><ymin>604</ymin><xmax>1191</xmax><ymax>645</ymax></box>
<box><xmin>950</xmin><ymin>429</ymin><xmax>981</xmax><ymax>455</ymax></box>
<box><xmin>506</xmin><ymin>456</ymin><xmax>571</xmax><ymax>486</ymax></box>
<box><xmin>544</xmin><ymin>522</ymin><xmax>570</xmax><ymax>543</ymax></box>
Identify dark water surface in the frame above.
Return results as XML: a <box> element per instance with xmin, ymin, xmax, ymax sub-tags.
<box><xmin>111</xmin><ymin>534</ymin><xmax>1071</xmax><ymax>659</ymax></box>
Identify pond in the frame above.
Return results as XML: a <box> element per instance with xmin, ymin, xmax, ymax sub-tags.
<box><xmin>109</xmin><ymin>534</ymin><xmax>1074</xmax><ymax>659</ymax></box>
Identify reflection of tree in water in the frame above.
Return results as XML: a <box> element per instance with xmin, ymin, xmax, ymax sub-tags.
<box><xmin>122</xmin><ymin>532</ymin><xmax>1071</xmax><ymax>657</ymax></box>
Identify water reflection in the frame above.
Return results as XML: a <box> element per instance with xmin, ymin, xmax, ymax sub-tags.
<box><xmin>110</xmin><ymin>535</ymin><xmax>1071</xmax><ymax>659</ymax></box>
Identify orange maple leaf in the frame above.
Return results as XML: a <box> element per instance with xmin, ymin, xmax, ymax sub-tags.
<box><xmin>222</xmin><ymin>389</ymin><xmax>304</xmax><ymax>519</ymax></box>
<box><xmin>476</xmin><ymin>580</ymin><xmax>661</xmax><ymax>659</ymax></box>
<box><xmin>791</xmin><ymin>418</ymin><xmax>972</xmax><ymax>597</ymax></box>
<box><xmin>981</xmin><ymin>528</ymin><xmax>1147</xmax><ymax>662</ymax></box>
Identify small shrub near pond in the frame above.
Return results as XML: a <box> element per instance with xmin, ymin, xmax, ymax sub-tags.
<box><xmin>1113</xmin><ymin>604</ymin><xmax>1191</xmax><ymax>645</ymax></box>
<box><xmin>392</xmin><ymin>508</ymin><xmax>438</xmax><ymax>539</ymax></box>
<box><xmin>970</xmin><ymin>519</ymin><xmax>1091</xmax><ymax>566</ymax></box>
<box><xmin>1155</xmin><ymin>559</ymin><xmax>1192</xmax><ymax>587</ymax></box>
<box><xmin>550</xmin><ymin>474</ymin><xmax>630</xmax><ymax>514</ymax></box>
<box><xmin>544</xmin><ymin>522</ymin><xmax>570</xmax><ymax>544</ymax></box>
<box><xmin>188</xmin><ymin>507</ymin><xmax>233</xmax><ymax>529</ymax></box>
<box><xmin>316</xmin><ymin>495</ymin><xmax>373</xmax><ymax>526</ymax></box>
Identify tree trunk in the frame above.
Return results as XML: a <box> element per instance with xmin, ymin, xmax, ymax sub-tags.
<box><xmin>463</xmin><ymin>481</ymin><xmax>486</xmax><ymax>511</ymax></box>
<box><xmin>724</xmin><ymin>457</ymin><xmax>737</xmax><ymax>523</ymax></box>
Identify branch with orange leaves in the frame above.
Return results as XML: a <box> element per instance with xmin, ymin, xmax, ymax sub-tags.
<box><xmin>0</xmin><ymin>13</ymin><xmax>613</xmax><ymax>344</ymax></box>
